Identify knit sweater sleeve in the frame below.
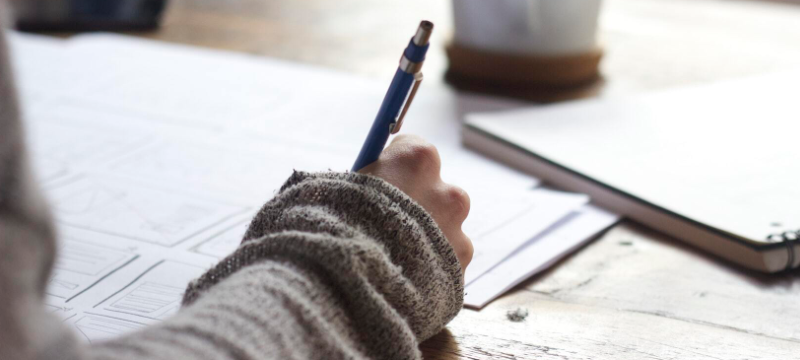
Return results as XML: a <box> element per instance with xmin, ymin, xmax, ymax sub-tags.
<box><xmin>89</xmin><ymin>171</ymin><xmax>465</xmax><ymax>360</ymax></box>
<box><xmin>0</xmin><ymin>8</ymin><xmax>463</xmax><ymax>359</ymax></box>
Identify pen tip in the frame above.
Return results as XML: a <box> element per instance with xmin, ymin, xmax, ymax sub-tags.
<box><xmin>413</xmin><ymin>21</ymin><xmax>434</xmax><ymax>46</ymax></box>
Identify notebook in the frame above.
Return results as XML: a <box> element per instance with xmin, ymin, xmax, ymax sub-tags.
<box><xmin>464</xmin><ymin>70</ymin><xmax>800</xmax><ymax>273</ymax></box>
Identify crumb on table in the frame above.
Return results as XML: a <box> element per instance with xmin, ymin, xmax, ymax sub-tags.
<box><xmin>506</xmin><ymin>308</ymin><xmax>529</xmax><ymax>322</ymax></box>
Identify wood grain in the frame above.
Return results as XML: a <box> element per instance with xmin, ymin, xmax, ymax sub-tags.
<box><xmin>70</xmin><ymin>0</ymin><xmax>800</xmax><ymax>358</ymax></box>
<box><xmin>421</xmin><ymin>223</ymin><xmax>799</xmax><ymax>359</ymax></box>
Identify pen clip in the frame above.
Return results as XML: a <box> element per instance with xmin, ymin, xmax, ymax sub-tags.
<box><xmin>391</xmin><ymin>72</ymin><xmax>423</xmax><ymax>134</ymax></box>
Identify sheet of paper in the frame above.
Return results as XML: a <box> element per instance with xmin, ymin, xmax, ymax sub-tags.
<box><xmin>464</xmin><ymin>204</ymin><xmax>619</xmax><ymax>308</ymax></box>
<box><xmin>8</xmin><ymin>32</ymin><xmax>554</xmax><ymax>342</ymax></box>
<box><xmin>6</xmin><ymin>32</ymin><xmax>72</xmax><ymax>108</ymax></box>
<box><xmin>464</xmin><ymin>188</ymin><xmax>589</xmax><ymax>285</ymax></box>
<box><xmin>41</xmin><ymin>224</ymin><xmax>221</xmax><ymax>336</ymax></box>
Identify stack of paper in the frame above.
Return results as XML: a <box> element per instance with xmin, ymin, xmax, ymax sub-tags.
<box><xmin>8</xmin><ymin>31</ymin><xmax>618</xmax><ymax>342</ymax></box>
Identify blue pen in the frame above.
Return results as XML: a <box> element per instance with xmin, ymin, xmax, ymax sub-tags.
<box><xmin>351</xmin><ymin>21</ymin><xmax>433</xmax><ymax>172</ymax></box>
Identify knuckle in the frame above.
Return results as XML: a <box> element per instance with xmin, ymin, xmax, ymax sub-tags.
<box><xmin>444</xmin><ymin>185</ymin><xmax>470</xmax><ymax>220</ymax></box>
<box><xmin>399</xmin><ymin>143</ymin><xmax>441</xmax><ymax>173</ymax></box>
<box><xmin>458</xmin><ymin>236</ymin><xmax>474</xmax><ymax>266</ymax></box>
<box><xmin>392</xmin><ymin>133</ymin><xmax>421</xmax><ymax>144</ymax></box>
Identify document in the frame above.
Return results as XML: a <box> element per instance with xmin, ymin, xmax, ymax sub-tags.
<box><xmin>8</xmin><ymin>31</ymin><xmax>616</xmax><ymax>342</ymax></box>
<box><xmin>464</xmin><ymin>189</ymin><xmax>588</xmax><ymax>284</ymax></box>
<box><xmin>48</xmin><ymin>237</ymin><xmax>138</xmax><ymax>301</ymax></box>
<box><xmin>464</xmin><ymin>205</ymin><xmax>619</xmax><ymax>308</ymax></box>
<box><xmin>48</xmin><ymin>175</ymin><xmax>248</xmax><ymax>247</ymax></box>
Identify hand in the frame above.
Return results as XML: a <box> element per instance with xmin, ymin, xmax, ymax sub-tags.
<box><xmin>358</xmin><ymin>134</ymin><xmax>473</xmax><ymax>272</ymax></box>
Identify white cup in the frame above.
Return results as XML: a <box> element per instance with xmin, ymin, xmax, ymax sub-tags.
<box><xmin>452</xmin><ymin>0</ymin><xmax>602</xmax><ymax>56</ymax></box>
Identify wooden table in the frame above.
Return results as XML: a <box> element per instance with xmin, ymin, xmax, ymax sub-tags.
<box><xmin>115</xmin><ymin>0</ymin><xmax>800</xmax><ymax>358</ymax></box>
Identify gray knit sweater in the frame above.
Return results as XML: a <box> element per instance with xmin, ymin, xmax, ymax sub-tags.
<box><xmin>0</xmin><ymin>16</ymin><xmax>464</xmax><ymax>360</ymax></box>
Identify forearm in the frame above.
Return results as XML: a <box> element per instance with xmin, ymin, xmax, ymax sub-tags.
<box><xmin>90</xmin><ymin>260</ymin><xmax>366</xmax><ymax>360</ymax></box>
<box><xmin>175</xmin><ymin>171</ymin><xmax>464</xmax><ymax>359</ymax></box>
<box><xmin>14</xmin><ymin>171</ymin><xmax>462</xmax><ymax>360</ymax></box>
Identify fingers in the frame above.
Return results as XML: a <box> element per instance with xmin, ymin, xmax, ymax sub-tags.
<box><xmin>442</xmin><ymin>184</ymin><xmax>470</xmax><ymax>224</ymax></box>
<box><xmin>449</xmin><ymin>232</ymin><xmax>474</xmax><ymax>273</ymax></box>
<box><xmin>385</xmin><ymin>134</ymin><xmax>442</xmax><ymax>180</ymax></box>
<box><xmin>435</xmin><ymin>183</ymin><xmax>473</xmax><ymax>271</ymax></box>
<box><xmin>359</xmin><ymin>134</ymin><xmax>442</xmax><ymax>197</ymax></box>
<box><xmin>359</xmin><ymin>134</ymin><xmax>473</xmax><ymax>271</ymax></box>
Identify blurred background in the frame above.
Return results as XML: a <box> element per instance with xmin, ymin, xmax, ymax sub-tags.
<box><xmin>11</xmin><ymin>0</ymin><xmax>800</xmax><ymax>101</ymax></box>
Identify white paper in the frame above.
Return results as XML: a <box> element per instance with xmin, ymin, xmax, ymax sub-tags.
<box><xmin>95</xmin><ymin>260</ymin><xmax>206</xmax><ymax>321</ymax></box>
<box><xmin>47</xmin><ymin>176</ymin><xmax>248</xmax><ymax>247</ymax></box>
<box><xmin>7</xmin><ymin>32</ymin><xmax>607</xmax><ymax>342</ymax></box>
<box><xmin>464</xmin><ymin>188</ymin><xmax>589</xmax><ymax>284</ymax></box>
<box><xmin>192</xmin><ymin>220</ymin><xmax>251</xmax><ymax>259</ymax></box>
<box><xmin>464</xmin><ymin>204</ymin><xmax>619</xmax><ymax>308</ymax></box>
<box><xmin>48</xmin><ymin>237</ymin><xmax>138</xmax><ymax>301</ymax></box>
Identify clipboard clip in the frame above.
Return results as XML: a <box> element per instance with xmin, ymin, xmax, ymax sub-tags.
<box><xmin>390</xmin><ymin>72</ymin><xmax>424</xmax><ymax>134</ymax></box>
